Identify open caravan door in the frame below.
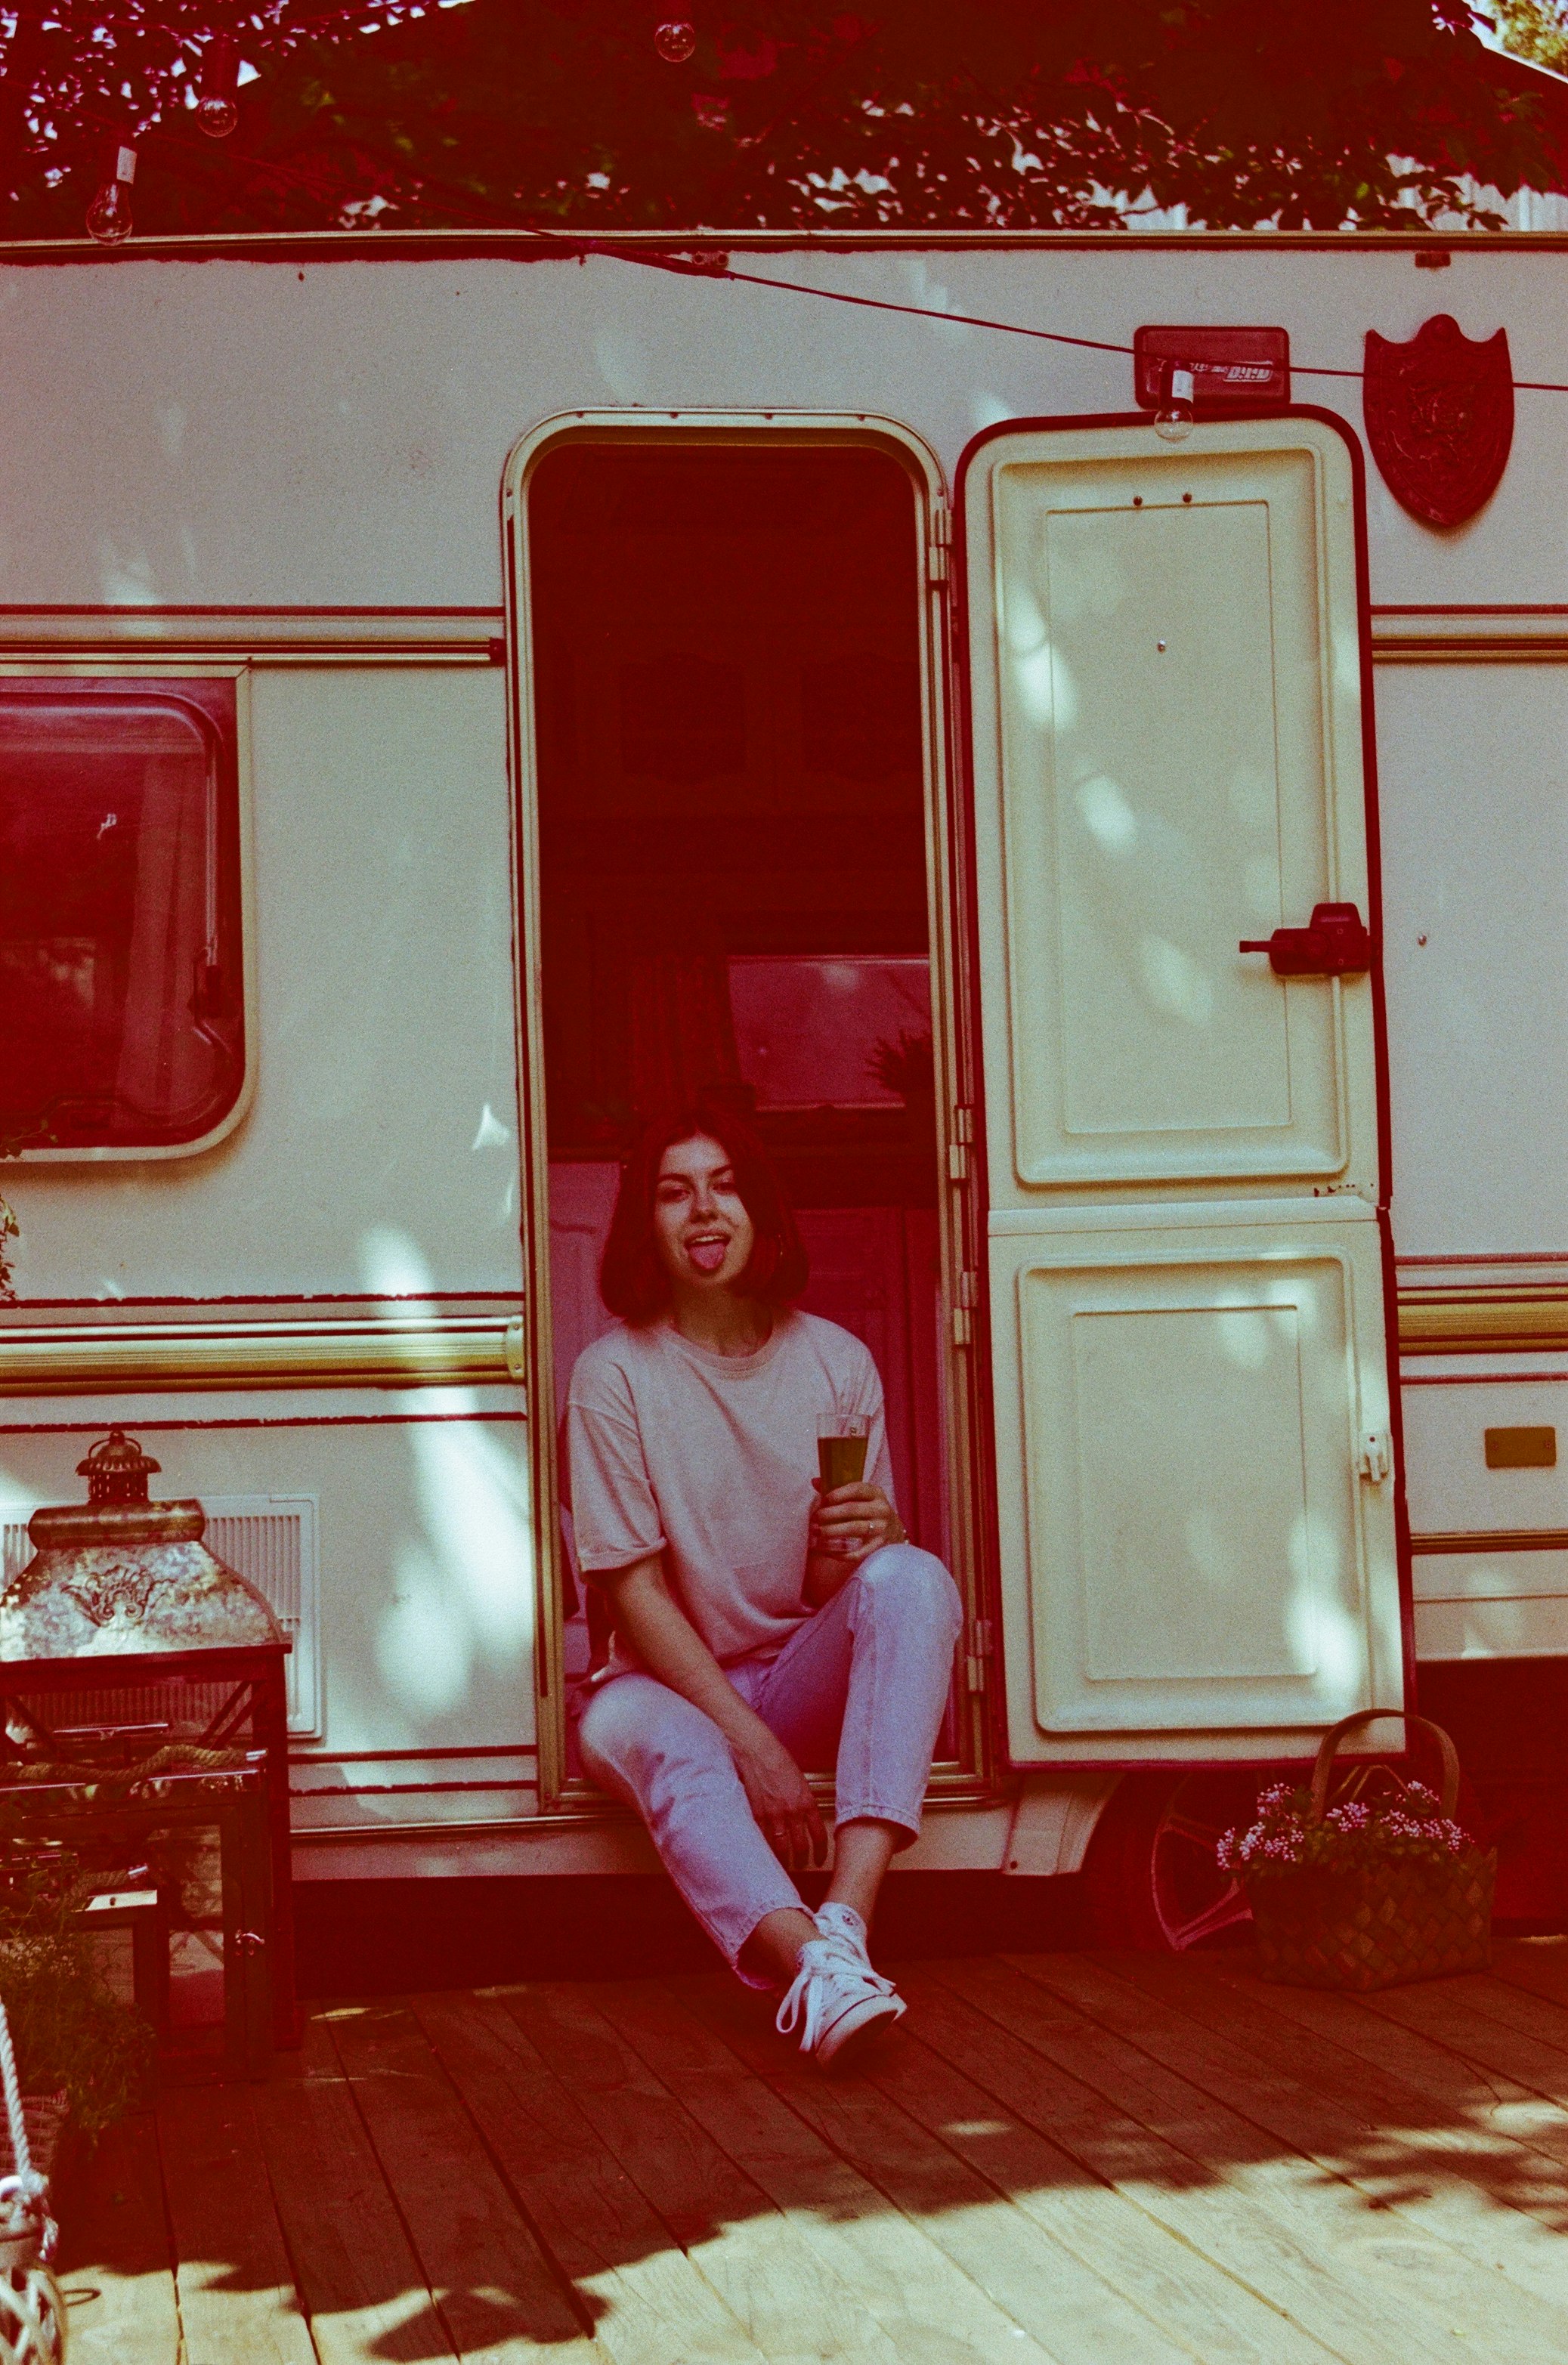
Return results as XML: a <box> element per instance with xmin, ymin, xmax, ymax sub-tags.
<box><xmin>958</xmin><ymin>410</ymin><xmax>1406</xmax><ymax>1766</ymax></box>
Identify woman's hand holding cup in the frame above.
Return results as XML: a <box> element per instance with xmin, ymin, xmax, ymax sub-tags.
<box><xmin>811</xmin><ymin>1476</ymin><xmax>901</xmax><ymax>1560</ymax></box>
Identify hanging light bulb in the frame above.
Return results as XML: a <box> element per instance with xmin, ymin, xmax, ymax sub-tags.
<box><xmin>1154</xmin><ymin>365</ymin><xmax>1196</xmax><ymax>443</ymax></box>
<box><xmin>654</xmin><ymin>20</ymin><xmax>697</xmax><ymax>63</ymax></box>
<box><xmin>196</xmin><ymin>34</ymin><xmax>240</xmax><ymax>138</ymax></box>
<box><xmin>85</xmin><ymin>144</ymin><xmax>136</xmax><ymax>244</ymax></box>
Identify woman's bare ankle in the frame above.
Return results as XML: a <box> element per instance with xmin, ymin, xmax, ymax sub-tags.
<box><xmin>824</xmin><ymin>1817</ymin><xmax>900</xmax><ymax>1928</ymax></box>
<box><xmin>741</xmin><ymin>1906</ymin><xmax>819</xmax><ymax>1986</ymax></box>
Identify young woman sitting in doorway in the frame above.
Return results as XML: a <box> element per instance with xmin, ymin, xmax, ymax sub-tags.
<box><xmin>570</xmin><ymin>1097</ymin><xmax>963</xmax><ymax>2068</ymax></box>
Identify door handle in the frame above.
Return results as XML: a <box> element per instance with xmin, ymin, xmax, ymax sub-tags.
<box><xmin>1239</xmin><ymin>902</ymin><xmax>1374</xmax><ymax>978</ymax></box>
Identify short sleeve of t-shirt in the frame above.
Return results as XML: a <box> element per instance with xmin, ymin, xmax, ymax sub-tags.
<box><xmin>564</xmin><ymin>1355</ymin><xmax>668</xmax><ymax>1573</ymax></box>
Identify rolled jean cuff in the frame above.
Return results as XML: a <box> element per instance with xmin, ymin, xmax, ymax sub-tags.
<box><xmin>833</xmin><ymin>1797</ymin><xmax>923</xmax><ymax>1844</ymax></box>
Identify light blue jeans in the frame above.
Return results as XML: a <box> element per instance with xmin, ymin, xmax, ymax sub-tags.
<box><xmin>578</xmin><ymin>1543</ymin><xmax>964</xmax><ymax>1982</ymax></box>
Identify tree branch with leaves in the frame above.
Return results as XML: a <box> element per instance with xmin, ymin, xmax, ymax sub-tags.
<box><xmin>0</xmin><ymin>0</ymin><xmax>1560</xmax><ymax>238</ymax></box>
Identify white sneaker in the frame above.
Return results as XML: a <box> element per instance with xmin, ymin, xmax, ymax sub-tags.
<box><xmin>813</xmin><ymin>1901</ymin><xmax>872</xmax><ymax>1966</ymax></box>
<box><xmin>775</xmin><ymin>1937</ymin><xmax>906</xmax><ymax>2068</ymax></box>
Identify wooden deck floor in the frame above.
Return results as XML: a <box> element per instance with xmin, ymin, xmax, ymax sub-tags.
<box><xmin>53</xmin><ymin>1937</ymin><xmax>1568</xmax><ymax>2364</ymax></box>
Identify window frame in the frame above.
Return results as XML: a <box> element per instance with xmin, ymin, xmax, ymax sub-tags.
<box><xmin>503</xmin><ymin>409</ymin><xmax>998</xmax><ymax>1814</ymax></box>
<box><xmin>0</xmin><ymin>660</ymin><xmax>257</xmax><ymax>1164</ymax></box>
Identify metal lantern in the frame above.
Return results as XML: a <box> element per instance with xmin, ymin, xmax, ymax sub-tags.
<box><xmin>0</xmin><ymin>1433</ymin><xmax>282</xmax><ymax>1661</ymax></box>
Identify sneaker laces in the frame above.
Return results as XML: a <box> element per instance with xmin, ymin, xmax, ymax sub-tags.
<box><xmin>813</xmin><ymin>1901</ymin><xmax>871</xmax><ymax>1964</ymax></box>
<box><xmin>775</xmin><ymin>1937</ymin><xmax>898</xmax><ymax>2054</ymax></box>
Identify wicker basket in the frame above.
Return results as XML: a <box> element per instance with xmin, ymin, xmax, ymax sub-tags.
<box><xmin>1246</xmin><ymin>1710</ymin><xmax>1496</xmax><ymax>1993</ymax></box>
<box><xmin>0</xmin><ymin>2094</ymin><xmax>68</xmax><ymax>2184</ymax></box>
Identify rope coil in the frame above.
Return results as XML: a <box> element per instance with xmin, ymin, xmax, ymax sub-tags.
<box><xmin>0</xmin><ymin>2006</ymin><xmax>36</xmax><ymax>2201</ymax></box>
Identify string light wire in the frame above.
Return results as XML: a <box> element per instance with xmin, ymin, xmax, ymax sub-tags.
<box><xmin>686</xmin><ymin>255</ymin><xmax>1568</xmax><ymax>397</ymax></box>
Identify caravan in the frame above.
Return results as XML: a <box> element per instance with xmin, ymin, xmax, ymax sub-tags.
<box><xmin>0</xmin><ymin>224</ymin><xmax>1561</xmax><ymax>1951</ymax></box>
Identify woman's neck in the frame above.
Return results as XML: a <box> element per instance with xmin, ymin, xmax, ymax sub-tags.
<box><xmin>667</xmin><ymin>1285</ymin><xmax>774</xmax><ymax>1359</ymax></box>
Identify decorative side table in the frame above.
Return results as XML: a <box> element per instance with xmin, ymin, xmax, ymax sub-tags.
<box><xmin>0</xmin><ymin>1643</ymin><xmax>297</xmax><ymax>2055</ymax></box>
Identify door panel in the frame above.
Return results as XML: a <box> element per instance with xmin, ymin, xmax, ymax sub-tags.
<box><xmin>961</xmin><ymin>411</ymin><xmax>1404</xmax><ymax>1766</ymax></box>
<box><xmin>968</xmin><ymin>420</ymin><xmax>1375</xmax><ymax>1202</ymax></box>
<box><xmin>989</xmin><ymin>1219</ymin><xmax>1400</xmax><ymax>1762</ymax></box>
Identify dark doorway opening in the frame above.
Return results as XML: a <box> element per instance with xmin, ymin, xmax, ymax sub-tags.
<box><xmin>527</xmin><ymin>437</ymin><xmax>951</xmax><ymax>1732</ymax></box>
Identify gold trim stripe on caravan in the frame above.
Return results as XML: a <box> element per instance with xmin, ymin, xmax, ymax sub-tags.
<box><xmin>1397</xmin><ymin>1286</ymin><xmax>1568</xmax><ymax>1354</ymax></box>
<box><xmin>0</xmin><ymin>1285</ymin><xmax>1521</xmax><ymax>1393</ymax></box>
<box><xmin>960</xmin><ymin>410</ymin><xmax>1404</xmax><ymax>1766</ymax></box>
<box><xmin>0</xmin><ymin>1314</ymin><xmax>525</xmax><ymax>1393</ymax></box>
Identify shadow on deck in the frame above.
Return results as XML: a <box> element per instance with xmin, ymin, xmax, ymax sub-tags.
<box><xmin>55</xmin><ymin>1938</ymin><xmax>1568</xmax><ymax>2364</ymax></box>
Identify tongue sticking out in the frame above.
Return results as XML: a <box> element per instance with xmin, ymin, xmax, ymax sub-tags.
<box><xmin>687</xmin><ymin>1238</ymin><xmax>728</xmax><ymax>1276</ymax></box>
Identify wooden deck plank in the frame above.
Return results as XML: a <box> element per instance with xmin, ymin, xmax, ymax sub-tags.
<box><xmin>666</xmin><ymin>1968</ymin><xmax>1343</xmax><ymax>2365</ymax></box>
<box><xmin>666</xmin><ymin>1968</ymin><xmax>1251</xmax><ymax>2365</ymax></box>
<box><xmin>1491</xmin><ymin>1937</ymin><xmax>1568</xmax><ymax>2011</ymax></box>
<box><xmin>87</xmin><ymin>1958</ymin><xmax>1568</xmax><ymax>2365</ymax></box>
<box><xmin>1353</xmin><ymin>1968</ymin><xmax>1568</xmax><ymax>2138</ymax></box>
<box><xmin>1297</xmin><ymin>1970</ymin><xmax>1568</xmax><ymax>2178</ymax></box>
<box><xmin>412</xmin><ymin>1986</ymin><xmax>771</xmax><ymax>2365</ymax></box>
<box><xmin>251</xmin><ymin>2012</ymin><xmax>456</xmax><ymax>2365</ymax></box>
<box><xmin>328</xmin><ymin>2002</ymin><xmax>597</xmax><ymax>2363</ymax></box>
<box><xmin>499</xmin><ymin>1977</ymin><xmax>920</xmax><ymax>2365</ymax></box>
<box><xmin>156</xmin><ymin>2081</ymin><xmax>318</xmax><ymax>2365</ymax></box>
<box><xmin>1402</xmin><ymin>1962</ymin><xmax>1568</xmax><ymax>2067</ymax></box>
<box><xmin>918</xmin><ymin>1953</ymin><xmax>1549</xmax><ymax>2365</ymax></box>
<box><xmin>1031</xmin><ymin>1952</ymin><xmax>1568</xmax><ymax>2342</ymax></box>
<box><xmin>1098</xmin><ymin>1948</ymin><xmax>1568</xmax><ymax>2228</ymax></box>
<box><xmin>602</xmin><ymin>1971</ymin><xmax>1161</xmax><ymax>2365</ymax></box>
<box><xmin>54</xmin><ymin>2111</ymin><xmax>181</xmax><ymax>2365</ymax></box>
<box><xmin>862</xmin><ymin>2005</ymin><xmax>1336</xmax><ymax>2365</ymax></box>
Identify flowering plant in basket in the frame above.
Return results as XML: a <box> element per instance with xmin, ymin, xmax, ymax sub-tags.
<box><xmin>1217</xmin><ymin>1776</ymin><xmax>1476</xmax><ymax>1881</ymax></box>
<box><xmin>1216</xmin><ymin>1710</ymin><xmax>1496</xmax><ymax>1993</ymax></box>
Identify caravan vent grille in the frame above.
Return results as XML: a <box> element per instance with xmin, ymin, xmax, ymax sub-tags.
<box><xmin>0</xmin><ymin>1495</ymin><xmax>320</xmax><ymax>1739</ymax></box>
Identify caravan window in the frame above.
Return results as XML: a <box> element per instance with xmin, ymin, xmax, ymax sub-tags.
<box><xmin>0</xmin><ymin>679</ymin><xmax>246</xmax><ymax>1152</ymax></box>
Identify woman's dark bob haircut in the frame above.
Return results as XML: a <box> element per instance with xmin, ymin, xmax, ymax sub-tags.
<box><xmin>599</xmin><ymin>1096</ymin><xmax>809</xmax><ymax>1324</ymax></box>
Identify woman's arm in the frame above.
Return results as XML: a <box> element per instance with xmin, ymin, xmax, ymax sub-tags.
<box><xmin>599</xmin><ymin>1554</ymin><xmax>827</xmax><ymax>1869</ymax></box>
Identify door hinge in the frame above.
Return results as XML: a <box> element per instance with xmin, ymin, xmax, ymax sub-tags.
<box><xmin>963</xmin><ymin>1620</ymin><xmax>992</xmax><ymax>1689</ymax></box>
<box><xmin>951</xmin><ymin>1306</ymin><xmax>974</xmax><ymax>1349</ymax></box>
<box><xmin>952</xmin><ymin>1104</ymin><xmax>974</xmax><ymax>1144</ymax></box>
<box><xmin>928</xmin><ymin>502</ymin><xmax>951</xmax><ymax>583</ymax></box>
<box><xmin>1357</xmin><ymin>1430</ymin><xmax>1391</xmax><ymax>1485</ymax></box>
<box><xmin>948</xmin><ymin>1142</ymin><xmax>970</xmax><ymax>1182</ymax></box>
<box><xmin>957</xmin><ymin>1269</ymin><xmax>979</xmax><ymax>1309</ymax></box>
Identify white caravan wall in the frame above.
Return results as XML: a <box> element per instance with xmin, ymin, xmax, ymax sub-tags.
<box><xmin>0</xmin><ymin>1419</ymin><xmax>537</xmax><ymax>1766</ymax></box>
<box><xmin>0</xmin><ymin>249</ymin><xmax>1564</xmax><ymax>607</ymax></box>
<box><xmin>1379</xmin><ymin>663</ymin><xmax>1568</xmax><ymax>1257</ymax></box>
<box><xmin>5</xmin><ymin>666</ymin><xmax>521</xmax><ymax>1297</ymax></box>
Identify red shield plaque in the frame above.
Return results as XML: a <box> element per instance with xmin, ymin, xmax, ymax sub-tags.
<box><xmin>1363</xmin><ymin>314</ymin><xmax>1514</xmax><ymax>530</ymax></box>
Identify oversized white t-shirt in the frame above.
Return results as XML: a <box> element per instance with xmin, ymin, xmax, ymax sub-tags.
<box><xmin>566</xmin><ymin>1309</ymin><xmax>895</xmax><ymax>1668</ymax></box>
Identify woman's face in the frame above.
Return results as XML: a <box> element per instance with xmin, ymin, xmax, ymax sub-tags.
<box><xmin>652</xmin><ymin>1133</ymin><xmax>756</xmax><ymax>1295</ymax></box>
